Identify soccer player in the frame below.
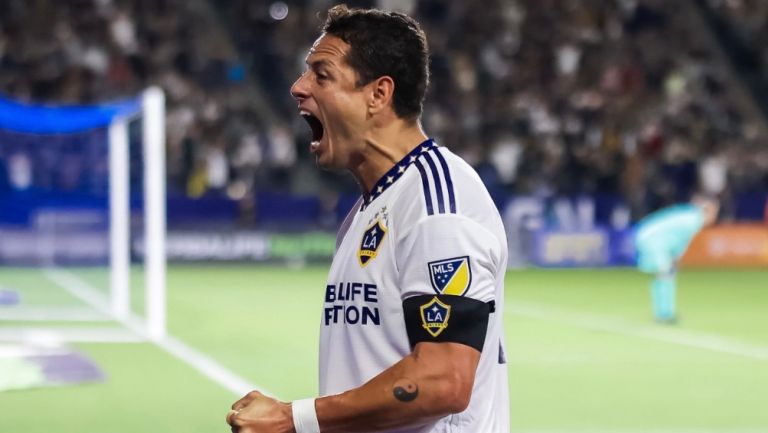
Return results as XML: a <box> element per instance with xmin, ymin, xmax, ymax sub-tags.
<box><xmin>634</xmin><ymin>196</ymin><xmax>719</xmax><ymax>323</ymax></box>
<box><xmin>226</xmin><ymin>5</ymin><xmax>509</xmax><ymax>433</ymax></box>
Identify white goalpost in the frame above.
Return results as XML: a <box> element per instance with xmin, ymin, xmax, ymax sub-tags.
<box><xmin>0</xmin><ymin>88</ymin><xmax>264</xmax><ymax>396</ymax></box>
<box><xmin>142</xmin><ymin>87</ymin><xmax>167</xmax><ymax>340</ymax></box>
<box><xmin>0</xmin><ymin>87</ymin><xmax>167</xmax><ymax>343</ymax></box>
<box><xmin>107</xmin><ymin>87</ymin><xmax>167</xmax><ymax>340</ymax></box>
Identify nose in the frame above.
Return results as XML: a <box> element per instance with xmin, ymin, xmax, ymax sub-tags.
<box><xmin>290</xmin><ymin>72</ymin><xmax>309</xmax><ymax>101</ymax></box>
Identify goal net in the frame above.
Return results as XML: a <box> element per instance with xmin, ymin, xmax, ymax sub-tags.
<box><xmin>0</xmin><ymin>88</ymin><xmax>166</xmax><ymax>343</ymax></box>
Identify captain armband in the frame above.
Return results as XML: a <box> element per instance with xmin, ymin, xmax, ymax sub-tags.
<box><xmin>402</xmin><ymin>295</ymin><xmax>493</xmax><ymax>352</ymax></box>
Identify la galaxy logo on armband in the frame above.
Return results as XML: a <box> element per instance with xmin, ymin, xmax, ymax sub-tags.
<box><xmin>358</xmin><ymin>219</ymin><xmax>387</xmax><ymax>267</ymax></box>
<box><xmin>419</xmin><ymin>296</ymin><xmax>451</xmax><ymax>337</ymax></box>
<box><xmin>428</xmin><ymin>256</ymin><xmax>472</xmax><ymax>296</ymax></box>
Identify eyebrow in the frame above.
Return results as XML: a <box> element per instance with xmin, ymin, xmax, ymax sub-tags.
<box><xmin>306</xmin><ymin>58</ymin><xmax>335</xmax><ymax>71</ymax></box>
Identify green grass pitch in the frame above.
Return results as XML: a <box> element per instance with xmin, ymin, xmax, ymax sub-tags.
<box><xmin>1</xmin><ymin>265</ymin><xmax>767</xmax><ymax>432</ymax></box>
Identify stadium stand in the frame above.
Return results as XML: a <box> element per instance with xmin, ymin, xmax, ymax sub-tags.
<box><xmin>1</xmin><ymin>0</ymin><xmax>766</xmax><ymax>229</ymax></box>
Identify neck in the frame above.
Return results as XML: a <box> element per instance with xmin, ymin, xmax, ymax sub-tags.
<box><xmin>349</xmin><ymin>120</ymin><xmax>428</xmax><ymax>197</ymax></box>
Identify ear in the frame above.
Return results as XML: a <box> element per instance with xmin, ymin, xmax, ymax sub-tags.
<box><xmin>367</xmin><ymin>76</ymin><xmax>395</xmax><ymax>115</ymax></box>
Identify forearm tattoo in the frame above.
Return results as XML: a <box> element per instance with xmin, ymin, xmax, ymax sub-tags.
<box><xmin>393</xmin><ymin>378</ymin><xmax>419</xmax><ymax>402</ymax></box>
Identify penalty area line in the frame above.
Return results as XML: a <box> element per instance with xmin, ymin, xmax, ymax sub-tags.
<box><xmin>42</xmin><ymin>268</ymin><xmax>276</xmax><ymax>398</ymax></box>
<box><xmin>515</xmin><ymin>430</ymin><xmax>768</xmax><ymax>433</ymax></box>
<box><xmin>506</xmin><ymin>301</ymin><xmax>768</xmax><ymax>361</ymax></box>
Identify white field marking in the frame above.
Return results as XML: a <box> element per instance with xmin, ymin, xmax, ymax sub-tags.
<box><xmin>506</xmin><ymin>301</ymin><xmax>768</xmax><ymax>361</ymax></box>
<box><xmin>515</xmin><ymin>430</ymin><xmax>768</xmax><ymax>433</ymax></box>
<box><xmin>0</xmin><ymin>306</ymin><xmax>110</xmax><ymax>322</ymax></box>
<box><xmin>0</xmin><ymin>327</ymin><xmax>144</xmax><ymax>343</ymax></box>
<box><xmin>42</xmin><ymin>269</ymin><xmax>275</xmax><ymax>397</ymax></box>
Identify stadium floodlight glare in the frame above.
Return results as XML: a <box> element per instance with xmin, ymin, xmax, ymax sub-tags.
<box><xmin>0</xmin><ymin>88</ymin><xmax>167</xmax><ymax>341</ymax></box>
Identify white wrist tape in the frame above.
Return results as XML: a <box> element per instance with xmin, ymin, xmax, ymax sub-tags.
<box><xmin>292</xmin><ymin>398</ymin><xmax>320</xmax><ymax>433</ymax></box>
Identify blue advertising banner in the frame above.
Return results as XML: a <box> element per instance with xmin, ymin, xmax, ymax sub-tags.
<box><xmin>531</xmin><ymin>229</ymin><xmax>611</xmax><ymax>267</ymax></box>
<box><xmin>530</xmin><ymin>228</ymin><xmax>637</xmax><ymax>267</ymax></box>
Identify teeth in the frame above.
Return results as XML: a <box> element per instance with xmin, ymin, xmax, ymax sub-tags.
<box><xmin>311</xmin><ymin>141</ymin><xmax>320</xmax><ymax>150</ymax></box>
<box><xmin>300</xmin><ymin>110</ymin><xmax>312</xmax><ymax>117</ymax></box>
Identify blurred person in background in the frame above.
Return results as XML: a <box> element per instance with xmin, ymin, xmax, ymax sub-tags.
<box><xmin>226</xmin><ymin>4</ymin><xmax>509</xmax><ymax>433</ymax></box>
<box><xmin>634</xmin><ymin>195</ymin><xmax>720</xmax><ymax>323</ymax></box>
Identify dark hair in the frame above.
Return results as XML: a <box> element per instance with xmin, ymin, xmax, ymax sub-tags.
<box><xmin>322</xmin><ymin>4</ymin><xmax>430</xmax><ymax>121</ymax></box>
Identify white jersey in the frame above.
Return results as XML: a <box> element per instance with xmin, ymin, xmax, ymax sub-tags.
<box><xmin>318</xmin><ymin>139</ymin><xmax>509</xmax><ymax>433</ymax></box>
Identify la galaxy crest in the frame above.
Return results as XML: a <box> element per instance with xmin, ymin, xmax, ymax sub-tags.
<box><xmin>419</xmin><ymin>296</ymin><xmax>451</xmax><ymax>337</ymax></box>
<box><xmin>428</xmin><ymin>256</ymin><xmax>472</xmax><ymax>296</ymax></box>
<box><xmin>358</xmin><ymin>219</ymin><xmax>387</xmax><ymax>267</ymax></box>
<box><xmin>358</xmin><ymin>207</ymin><xmax>390</xmax><ymax>267</ymax></box>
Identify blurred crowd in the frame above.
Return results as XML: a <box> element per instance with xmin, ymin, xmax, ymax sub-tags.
<box><xmin>705</xmin><ymin>0</ymin><xmax>768</xmax><ymax>78</ymax></box>
<box><xmin>1</xmin><ymin>0</ymin><xmax>767</xmax><ymax>221</ymax></box>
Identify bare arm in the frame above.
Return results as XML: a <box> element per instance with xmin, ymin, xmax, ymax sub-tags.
<box><xmin>316</xmin><ymin>341</ymin><xmax>480</xmax><ymax>432</ymax></box>
<box><xmin>227</xmin><ymin>341</ymin><xmax>480</xmax><ymax>433</ymax></box>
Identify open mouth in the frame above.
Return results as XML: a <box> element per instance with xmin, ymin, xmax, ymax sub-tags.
<box><xmin>300</xmin><ymin>110</ymin><xmax>324</xmax><ymax>151</ymax></box>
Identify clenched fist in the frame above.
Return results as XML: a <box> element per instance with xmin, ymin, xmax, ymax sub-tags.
<box><xmin>227</xmin><ymin>390</ymin><xmax>295</xmax><ymax>433</ymax></box>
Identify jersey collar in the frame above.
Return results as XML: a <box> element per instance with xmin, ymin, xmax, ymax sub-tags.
<box><xmin>362</xmin><ymin>138</ymin><xmax>437</xmax><ymax>210</ymax></box>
